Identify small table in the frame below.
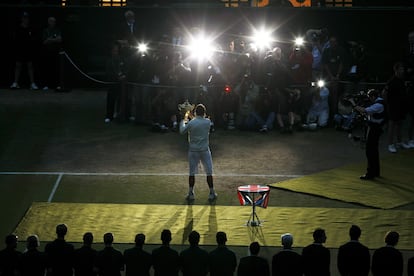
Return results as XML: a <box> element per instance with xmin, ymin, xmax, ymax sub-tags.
<box><xmin>237</xmin><ymin>185</ymin><xmax>270</xmax><ymax>226</ymax></box>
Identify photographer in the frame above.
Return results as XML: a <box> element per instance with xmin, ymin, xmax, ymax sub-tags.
<box><xmin>104</xmin><ymin>42</ymin><xmax>126</xmax><ymax>123</ymax></box>
<box><xmin>235</xmin><ymin>74</ymin><xmax>260</xmax><ymax>129</ymax></box>
<box><xmin>349</xmin><ymin>89</ymin><xmax>385</xmax><ymax>180</ymax></box>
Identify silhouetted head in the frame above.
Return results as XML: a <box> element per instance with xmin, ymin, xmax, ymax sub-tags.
<box><xmin>281</xmin><ymin>233</ymin><xmax>293</xmax><ymax>248</ymax></box>
<box><xmin>135</xmin><ymin>233</ymin><xmax>145</xmax><ymax>247</ymax></box>
<box><xmin>124</xmin><ymin>10</ymin><xmax>135</xmax><ymax>24</ymax></box>
<box><xmin>161</xmin><ymin>229</ymin><xmax>172</xmax><ymax>245</ymax></box>
<box><xmin>313</xmin><ymin>228</ymin><xmax>327</xmax><ymax>244</ymax></box>
<box><xmin>393</xmin><ymin>62</ymin><xmax>405</xmax><ymax>79</ymax></box>
<box><xmin>188</xmin><ymin>231</ymin><xmax>200</xmax><ymax>246</ymax></box>
<box><xmin>385</xmin><ymin>231</ymin><xmax>399</xmax><ymax>246</ymax></box>
<box><xmin>5</xmin><ymin>234</ymin><xmax>18</xmax><ymax>248</ymax></box>
<box><xmin>27</xmin><ymin>235</ymin><xmax>40</xmax><ymax>249</ymax></box>
<box><xmin>216</xmin><ymin>231</ymin><xmax>227</xmax><ymax>245</ymax></box>
<box><xmin>349</xmin><ymin>225</ymin><xmax>361</xmax><ymax>240</ymax></box>
<box><xmin>249</xmin><ymin>242</ymin><xmax>260</xmax><ymax>256</ymax></box>
<box><xmin>83</xmin><ymin>232</ymin><xmax>94</xmax><ymax>246</ymax></box>
<box><xmin>56</xmin><ymin>224</ymin><xmax>68</xmax><ymax>238</ymax></box>
<box><xmin>367</xmin><ymin>89</ymin><xmax>380</xmax><ymax>99</ymax></box>
<box><xmin>103</xmin><ymin>232</ymin><xmax>114</xmax><ymax>245</ymax></box>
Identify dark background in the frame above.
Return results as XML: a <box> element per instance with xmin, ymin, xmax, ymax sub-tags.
<box><xmin>1</xmin><ymin>4</ymin><xmax>414</xmax><ymax>87</ymax></box>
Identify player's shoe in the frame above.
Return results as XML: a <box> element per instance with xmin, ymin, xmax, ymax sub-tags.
<box><xmin>208</xmin><ymin>192</ymin><xmax>217</xmax><ymax>201</ymax></box>
<box><xmin>186</xmin><ymin>192</ymin><xmax>195</xmax><ymax>201</ymax></box>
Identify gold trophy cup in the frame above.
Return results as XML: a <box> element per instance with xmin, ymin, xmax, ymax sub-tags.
<box><xmin>178</xmin><ymin>100</ymin><xmax>195</xmax><ymax>120</ymax></box>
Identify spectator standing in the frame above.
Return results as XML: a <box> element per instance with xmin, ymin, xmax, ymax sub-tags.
<box><xmin>10</xmin><ymin>11</ymin><xmax>39</xmax><ymax>90</ymax></box>
<box><xmin>289</xmin><ymin>43</ymin><xmax>313</xmax><ymax>86</ymax></box>
<box><xmin>264</xmin><ymin>47</ymin><xmax>299</xmax><ymax>133</ymax></box>
<box><xmin>272</xmin><ymin>233</ymin><xmax>302</xmax><ymax>276</ymax></box>
<box><xmin>289</xmin><ymin>43</ymin><xmax>314</xmax><ymax>117</ymax></box>
<box><xmin>180</xmin><ymin>230</ymin><xmax>209</xmax><ymax>276</ymax></box>
<box><xmin>371</xmin><ymin>231</ymin><xmax>403</xmax><ymax>276</ymax></box>
<box><xmin>264</xmin><ymin>47</ymin><xmax>291</xmax><ymax>95</ymax></box>
<box><xmin>73</xmin><ymin>232</ymin><xmax>97</xmax><ymax>276</ymax></box>
<box><xmin>337</xmin><ymin>225</ymin><xmax>370</xmax><ymax>276</ymax></box>
<box><xmin>306</xmin><ymin>29</ymin><xmax>324</xmax><ymax>79</ymax></box>
<box><xmin>343</xmin><ymin>41</ymin><xmax>368</xmax><ymax>96</ymax></box>
<box><xmin>104</xmin><ymin>42</ymin><xmax>126</xmax><ymax>123</ymax></box>
<box><xmin>41</xmin><ymin>16</ymin><xmax>62</xmax><ymax>91</ymax></box>
<box><xmin>168</xmin><ymin>51</ymin><xmax>192</xmax><ymax>103</ymax></box>
<box><xmin>0</xmin><ymin>234</ymin><xmax>22</xmax><ymax>276</ymax></box>
<box><xmin>235</xmin><ymin>75</ymin><xmax>260</xmax><ymax>130</ymax></box>
<box><xmin>94</xmin><ymin>233</ymin><xmax>124</xmax><ymax>276</ymax></box>
<box><xmin>382</xmin><ymin>62</ymin><xmax>410</xmax><ymax>152</ymax></box>
<box><xmin>179</xmin><ymin>104</ymin><xmax>217</xmax><ymax>202</ymax></box>
<box><xmin>18</xmin><ymin>235</ymin><xmax>47</xmax><ymax>276</ymax></box>
<box><xmin>406</xmin><ymin>31</ymin><xmax>414</xmax><ymax>148</ymax></box>
<box><xmin>208</xmin><ymin>231</ymin><xmax>237</xmax><ymax>276</ymax></box>
<box><xmin>221</xmin><ymin>39</ymin><xmax>240</xmax><ymax>86</ymax></box>
<box><xmin>151</xmin><ymin>229</ymin><xmax>180</xmax><ymax>276</ymax></box>
<box><xmin>44</xmin><ymin>224</ymin><xmax>75</xmax><ymax>276</ymax></box>
<box><xmin>117</xmin><ymin>10</ymin><xmax>138</xmax><ymax>48</ymax></box>
<box><xmin>123</xmin><ymin>233</ymin><xmax>152</xmax><ymax>276</ymax></box>
<box><xmin>237</xmin><ymin>241</ymin><xmax>269</xmax><ymax>276</ymax></box>
<box><xmin>302</xmin><ymin>228</ymin><xmax>330</xmax><ymax>276</ymax></box>
<box><xmin>322</xmin><ymin>36</ymin><xmax>345</xmax><ymax>119</ymax></box>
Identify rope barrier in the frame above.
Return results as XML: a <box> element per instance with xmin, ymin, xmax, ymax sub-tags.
<box><xmin>61</xmin><ymin>51</ymin><xmax>115</xmax><ymax>85</ymax></box>
<box><xmin>61</xmin><ymin>51</ymin><xmax>388</xmax><ymax>90</ymax></box>
<box><xmin>61</xmin><ymin>51</ymin><xmax>209</xmax><ymax>89</ymax></box>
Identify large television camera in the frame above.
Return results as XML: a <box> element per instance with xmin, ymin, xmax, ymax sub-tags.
<box><xmin>340</xmin><ymin>90</ymin><xmax>372</xmax><ymax>128</ymax></box>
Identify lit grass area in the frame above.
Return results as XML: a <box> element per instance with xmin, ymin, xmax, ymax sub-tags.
<box><xmin>53</xmin><ymin>174</ymin><xmax>284</xmax><ymax>206</ymax></box>
<box><xmin>270</xmin><ymin>150</ymin><xmax>414</xmax><ymax>209</ymax></box>
<box><xmin>15</xmin><ymin>202</ymin><xmax>414</xmax><ymax>250</ymax></box>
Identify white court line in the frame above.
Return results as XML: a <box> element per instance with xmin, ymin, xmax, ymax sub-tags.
<box><xmin>48</xmin><ymin>173</ymin><xmax>63</xmax><ymax>203</ymax></box>
<box><xmin>0</xmin><ymin>171</ymin><xmax>303</xmax><ymax>178</ymax></box>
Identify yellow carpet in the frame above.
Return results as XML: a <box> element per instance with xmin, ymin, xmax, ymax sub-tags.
<box><xmin>15</xmin><ymin>202</ymin><xmax>414</xmax><ymax>250</ymax></box>
<box><xmin>269</xmin><ymin>150</ymin><xmax>414</xmax><ymax>209</ymax></box>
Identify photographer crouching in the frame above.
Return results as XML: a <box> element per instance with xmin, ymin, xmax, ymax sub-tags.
<box><xmin>349</xmin><ymin>89</ymin><xmax>385</xmax><ymax>180</ymax></box>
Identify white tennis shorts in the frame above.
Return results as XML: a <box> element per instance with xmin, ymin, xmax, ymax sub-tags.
<box><xmin>188</xmin><ymin>149</ymin><xmax>213</xmax><ymax>176</ymax></box>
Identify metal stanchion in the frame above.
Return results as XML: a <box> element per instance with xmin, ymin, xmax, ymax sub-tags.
<box><xmin>56</xmin><ymin>50</ymin><xmax>68</xmax><ymax>92</ymax></box>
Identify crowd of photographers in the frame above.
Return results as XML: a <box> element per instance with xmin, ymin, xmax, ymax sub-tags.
<box><xmin>103</xmin><ymin>11</ymin><xmax>413</xmax><ymax>149</ymax></box>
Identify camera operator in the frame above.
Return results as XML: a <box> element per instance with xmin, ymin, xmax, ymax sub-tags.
<box><xmin>349</xmin><ymin>89</ymin><xmax>385</xmax><ymax>180</ymax></box>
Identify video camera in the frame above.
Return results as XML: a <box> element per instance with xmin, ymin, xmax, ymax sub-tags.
<box><xmin>342</xmin><ymin>90</ymin><xmax>370</xmax><ymax>107</ymax></box>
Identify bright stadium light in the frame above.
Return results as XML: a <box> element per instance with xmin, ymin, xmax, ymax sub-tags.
<box><xmin>137</xmin><ymin>42</ymin><xmax>148</xmax><ymax>55</ymax></box>
<box><xmin>294</xmin><ymin>37</ymin><xmax>305</xmax><ymax>47</ymax></box>
<box><xmin>317</xmin><ymin>80</ymin><xmax>325</xmax><ymax>87</ymax></box>
<box><xmin>251</xmin><ymin>28</ymin><xmax>273</xmax><ymax>50</ymax></box>
<box><xmin>187</xmin><ymin>34</ymin><xmax>216</xmax><ymax>61</ymax></box>
<box><xmin>311</xmin><ymin>79</ymin><xmax>325</xmax><ymax>88</ymax></box>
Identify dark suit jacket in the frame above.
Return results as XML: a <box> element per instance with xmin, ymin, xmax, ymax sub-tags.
<box><xmin>337</xmin><ymin>240</ymin><xmax>370</xmax><ymax>276</ymax></box>
<box><xmin>123</xmin><ymin>246</ymin><xmax>152</xmax><ymax>276</ymax></box>
<box><xmin>272</xmin><ymin>249</ymin><xmax>303</xmax><ymax>276</ymax></box>
<box><xmin>371</xmin><ymin>246</ymin><xmax>403</xmax><ymax>276</ymax></box>
<box><xmin>302</xmin><ymin>243</ymin><xmax>330</xmax><ymax>276</ymax></box>
<box><xmin>237</xmin><ymin>255</ymin><xmax>270</xmax><ymax>276</ymax></box>
<box><xmin>152</xmin><ymin>245</ymin><xmax>180</xmax><ymax>276</ymax></box>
